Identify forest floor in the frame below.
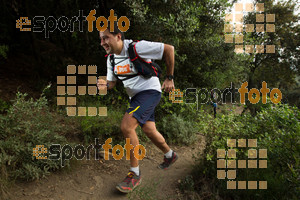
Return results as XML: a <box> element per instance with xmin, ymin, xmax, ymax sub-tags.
<box><xmin>6</xmin><ymin>135</ymin><xmax>206</xmax><ymax>200</ymax></box>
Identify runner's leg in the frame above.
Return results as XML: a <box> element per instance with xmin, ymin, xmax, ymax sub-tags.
<box><xmin>142</xmin><ymin>121</ymin><xmax>170</xmax><ymax>153</ymax></box>
<box><xmin>120</xmin><ymin>112</ymin><xmax>140</xmax><ymax>167</ymax></box>
<box><xmin>116</xmin><ymin>113</ymin><xmax>142</xmax><ymax>193</ymax></box>
<box><xmin>142</xmin><ymin>121</ymin><xmax>178</xmax><ymax>169</ymax></box>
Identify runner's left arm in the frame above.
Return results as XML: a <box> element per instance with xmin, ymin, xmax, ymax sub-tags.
<box><xmin>161</xmin><ymin>44</ymin><xmax>175</xmax><ymax>93</ymax></box>
<box><xmin>135</xmin><ymin>41</ymin><xmax>175</xmax><ymax>92</ymax></box>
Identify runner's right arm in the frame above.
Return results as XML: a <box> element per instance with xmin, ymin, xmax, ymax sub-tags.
<box><xmin>97</xmin><ymin>79</ymin><xmax>116</xmax><ymax>90</ymax></box>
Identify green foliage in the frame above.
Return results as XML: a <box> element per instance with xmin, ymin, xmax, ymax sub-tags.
<box><xmin>124</xmin><ymin>0</ymin><xmax>238</xmax><ymax>90</ymax></box>
<box><xmin>187</xmin><ymin>103</ymin><xmax>300</xmax><ymax>199</ymax></box>
<box><xmin>156</xmin><ymin>94</ymin><xmax>213</xmax><ymax>145</ymax></box>
<box><xmin>156</xmin><ymin>93</ymin><xmax>208</xmax><ymax>121</ymax></box>
<box><xmin>0</xmin><ymin>99</ymin><xmax>10</xmax><ymax>113</ymax></box>
<box><xmin>79</xmin><ymin>108</ymin><xmax>124</xmax><ymax>146</ymax></box>
<box><xmin>157</xmin><ymin>113</ymin><xmax>198</xmax><ymax>145</ymax></box>
<box><xmin>179</xmin><ymin>175</ymin><xmax>195</xmax><ymax>192</ymax></box>
<box><xmin>156</xmin><ymin>94</ymin><xmax>184</xmax><ymax>117</ymax></box>
<box><xmin>0</xmin><ymin>45</ymin><xmax>8</xmax><ymax>59</ymax></box>
<box><xmin>0</xmin><ymin>92</ymin><xmax>70</xmax><ymax>194</ymax></box>
<box><xmin>244</xmin><ymin>95</ymin><xmax>274</xmax><ymax>116</ymax></box>
<box><xmin>242</xmin><ymin>0</ymin><xmax>300</xmax><ymax>92</ymax></box>
<box><xmin>283</xmin><ymin>86</ymin><xmax>300</xmax><ymax>108</ymax></box>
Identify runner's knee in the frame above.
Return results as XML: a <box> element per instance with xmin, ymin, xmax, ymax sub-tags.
<box><xmin>143</xmin><ymin>129</ymin><xmax>166</xmax><ymax>144</ymax></box>
<box><xmin>121</xmin><ymin>123</ymin><xmax>134</xmax><ymax>136</ymax></box>
<box><xmin>142</xmin><ymin>125</ymin><xmax>156</xmax><ymax>136</ymax></box>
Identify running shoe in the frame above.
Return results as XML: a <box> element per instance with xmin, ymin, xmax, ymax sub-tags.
<box><xmin>116</xmin><ymin>171</ymin><xmax>142</xmax><ymax>193</ymax></box>
<box><xmin>158</xmin><ymin>151</ymin><xmax>178</xmax><ymax>170</ymax></box>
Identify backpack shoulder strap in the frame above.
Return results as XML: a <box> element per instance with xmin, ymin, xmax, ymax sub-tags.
<box><xmin>109</xmin><ymin>54</ymin><xmax>118</xmax><ymax>79</ymax></box>
<box><xmin>129</xmin><ymin>41</ymin><xmax>153</xmax><ymax>64</ymax></box>
<box><xmin>128</xmin><ymin>41</ymin><xmax>138</xmax><ymax>61</ymax></box>
<box><xmin>109</xmin><ymin>54</ymin><xmax>115</xmax><ymax>68</ymax></box>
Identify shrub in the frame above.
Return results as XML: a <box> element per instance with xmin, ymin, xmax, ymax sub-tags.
<box><xmin>0</xmin><ymin>98</ymin><xmax>10</xmax><ymax>113</ymax></box>
<box><xmin>156</xmin><ymin>93</ymin><xmax>200</xmax><ymax>121</ymax></box>
<box><xmin>183</xmin><ymin>103</ymin><xmax>300</xmax><ymax>200</ymax></box>
<box><xmin>0</xmin><ymin>92</ymin><xmax>70</xmax><ymax>196</ymax></box>
<box><xmin>156</xmin><ymin>113</ymin><xmax>198</xmax><ymax>145</ymax></box>
<box><xmin>79</xmin><ymin>108</ymin><xmax>124</xmax><ymax>145</ymax></box>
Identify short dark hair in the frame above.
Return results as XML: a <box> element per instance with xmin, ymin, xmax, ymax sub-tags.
<box><xmin>107</xmin><ymin>21</ymin><xmax>125</xmax><ymax>41</ymax></box>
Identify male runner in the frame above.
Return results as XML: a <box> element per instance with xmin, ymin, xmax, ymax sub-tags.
<box><xmin>97</xmin><ymin>23</ymin><xmax>178</xmax><ymax>193</ymax></box>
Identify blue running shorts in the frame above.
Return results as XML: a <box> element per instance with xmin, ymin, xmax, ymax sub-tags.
<box><xmin>126</xmin><ymin>90</ymin><xmax>161</xmax><ymax>126</ymax></box>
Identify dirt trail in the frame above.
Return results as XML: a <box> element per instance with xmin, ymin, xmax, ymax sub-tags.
<box><xmin>7</xmin><ymin>136</ymin><xmax>205</xmax><ymax>200</ymax></box>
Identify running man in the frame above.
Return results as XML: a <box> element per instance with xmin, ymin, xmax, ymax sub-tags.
<box><xmin>97</xmin><ymin>23</ymin><xmax>178</xmax><ymax>193</ymax></box>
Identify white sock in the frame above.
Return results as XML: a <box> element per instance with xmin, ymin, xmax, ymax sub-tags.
<box><xmin>130</xmin><ymin>166</ymin><xmax>139</xmax><ymax>176</ymax></box>
<box><xmin>165</xmin><ymin>149</ymin><xmax>173</xmax><ymax>158</ymax></box>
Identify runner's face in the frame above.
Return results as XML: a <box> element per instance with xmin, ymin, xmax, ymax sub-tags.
<box><xmin>100</xmin><ymin>29</ymin><xmax>121</xmax><ymax>54</ymax></box>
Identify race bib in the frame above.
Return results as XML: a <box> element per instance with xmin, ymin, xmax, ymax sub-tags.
<box><xmin>114</xmin><ymin>57</ymin><xmax>137</xmax><ymax>75</ymax></box>
<box><xmin>116</xmin><ymin>64</ymin><xmax>131</xmax><ymax>74</ymax></box>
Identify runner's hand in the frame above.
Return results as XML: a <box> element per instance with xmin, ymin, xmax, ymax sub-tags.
<box><xmin>97</xmin><ymin>78</ymin><xmax>107</xmax><ymax>90</ymax></box>
<box><xmin>161</xmin><ymin>79</ymin><xmax>175</xmax><ymax>93</ymax></box>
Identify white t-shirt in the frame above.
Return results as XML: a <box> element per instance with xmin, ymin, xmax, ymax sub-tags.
<box><xmin>106</xmin><ymin>39</ymin><xmax>164</xmax><ymax>98</ymax></box>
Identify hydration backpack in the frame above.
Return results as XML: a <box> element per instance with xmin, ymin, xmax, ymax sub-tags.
<box><xmin>109</xmin><ymin>41</ymin><xmax>162</xmax><ymax>81</ymax></box>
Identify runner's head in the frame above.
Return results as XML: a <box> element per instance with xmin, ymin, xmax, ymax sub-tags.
<box><xmin>108</xmin><ymin>21</ymin><xmax>125</xmax><ymax>41</ymax></box>
<box><xmin>99</xmin><ymin>22</ymin><xmax>125</xmax><ymax>55</ymax></box>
